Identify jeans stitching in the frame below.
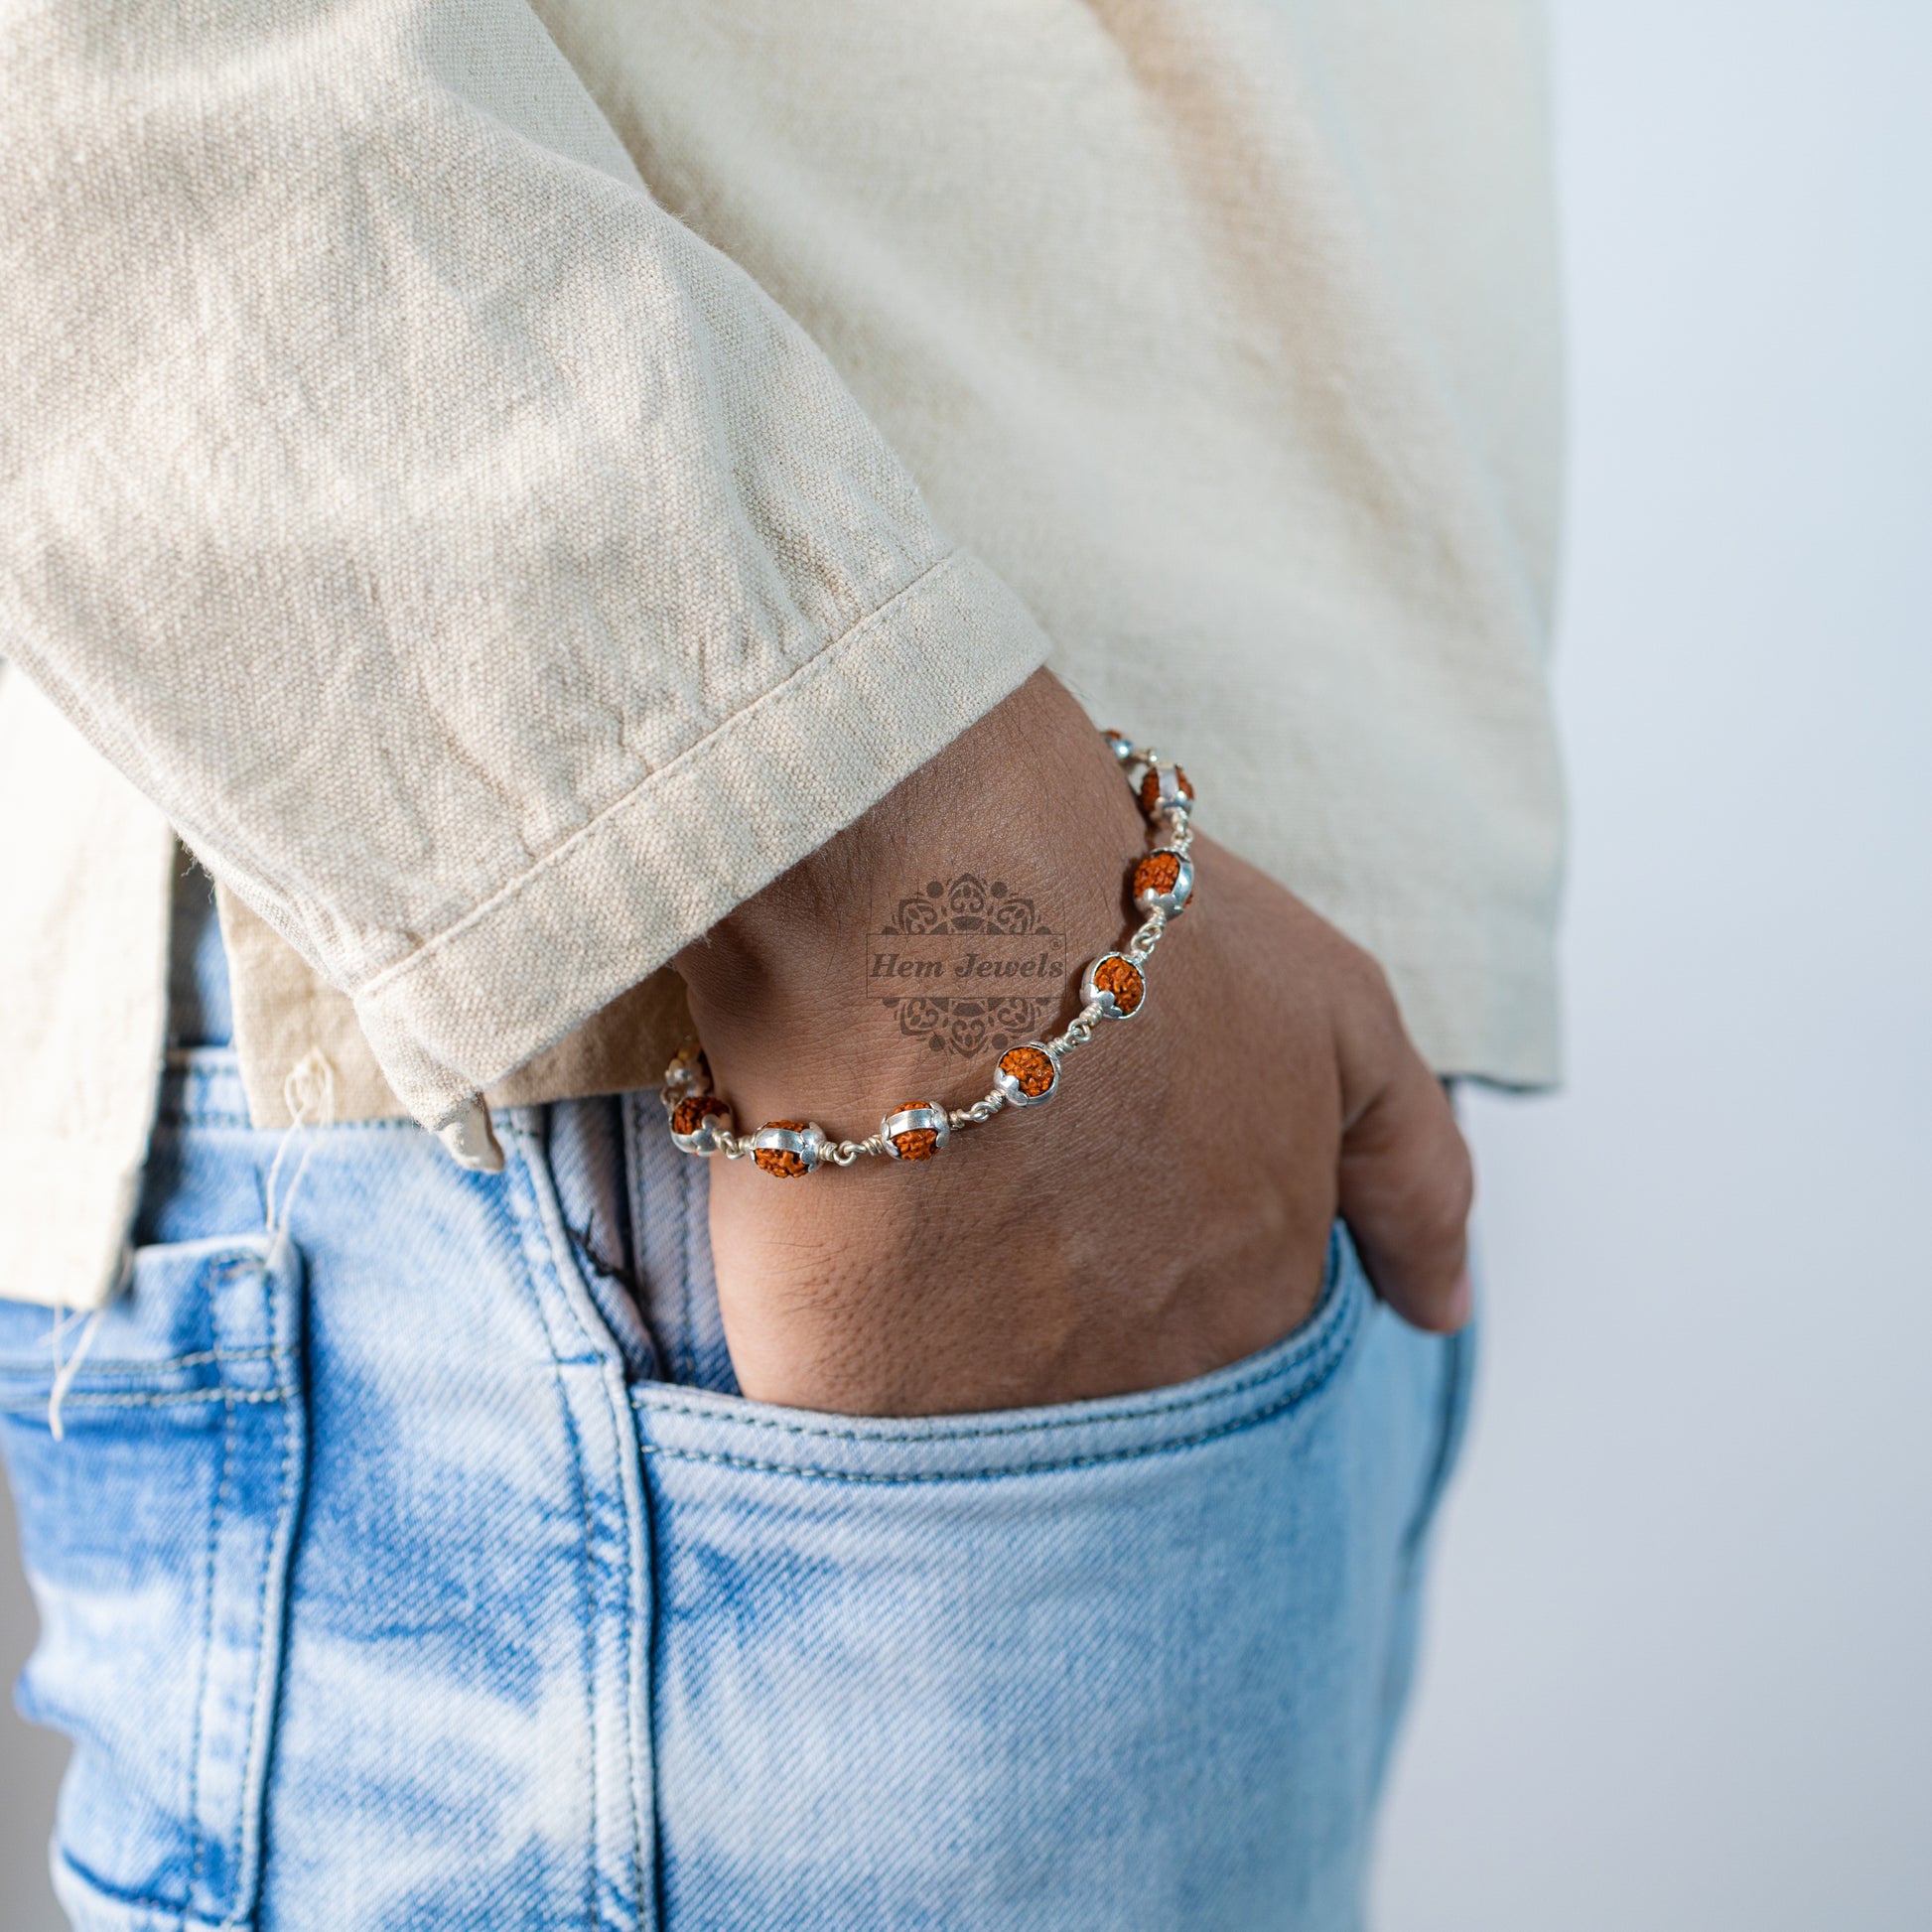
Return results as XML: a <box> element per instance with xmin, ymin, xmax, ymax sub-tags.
<box><xmin>500</xmin><ymin>1141</ymin><xmax>603</xmax><ymax>1932</ymax></box>
<box><xmin>593</xmin><ymin>1242</ymin><xmax>652</xmax><ymax>1932</ymax></box>
<box><xmin>0</xmin><ymin>1348</ymin><xmax>278</xmax><ymax>1377</ymax></box>
<box><xmin>636</xmin><ymin>1315</ymin><xmax>1360</xmax><ymax>1486</ymax></box>
<box><xmin>53</xmin><ymin>1848</ymin><xmax>230</xmax><ymax>1927</ymax></box>
<box><xmin>217</xmin><ymin>1254</ymin><xmax>295</xmax><ymax>1930</ymax></box>
<box><xmin>156</xmin><ymin>1111</ymin><xmax>427</xmax><ymax>1136</ymax></box>
<box><xmin>606</xmin><ymin>1352</ymin><xmax>649</xmax><ymax>1932</ymax></box>
<box><xmin>633</xmin><ymin>1278</ymin><xmax>1359</xmax><ymax>1450</ymax></box>
<box><xmin>2</xmin><ymin>1389</ymin><xmax>284</xmax><ymax>1415</ymax></box>
<box><xmin>518</xmin><ymin>1116</ymin><xmax>654</xmax><ymax>1932</ymax></box>
<box><xmin>618</xmin><ymin>1095</ymin><xmax>665</xmax><ymax>1930</ymax></box>
<box><xmin>622</xmin><ymin>1093</ymin><xmax>666</xmax><ymax>1389</ymax></box>
<box><xmin>183</xmin><ymin>1259</ymin><xmax>235</xmax><ymax>1925</ymax></box>
<box><xmin>676</xmin><ymin>1142</ymin><xmax>695</xmax><ymax>1389</ymax></box>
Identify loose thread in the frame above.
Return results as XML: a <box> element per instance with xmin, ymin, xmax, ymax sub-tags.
<box><xmin>264</xmin><ymin>1047</ymin><xmax>336</xmax><ymax>1251</ymax></box>
<box><xmin>47</xmin><ymin>1306</ymin><xmax>105</xmax><ymax>1443</ymax></box>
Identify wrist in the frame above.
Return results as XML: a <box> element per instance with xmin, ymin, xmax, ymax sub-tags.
<box><xmin>671</xmin><ymin>670</ymin><xmax>1141</xmax><ymax>1131</ymax></box>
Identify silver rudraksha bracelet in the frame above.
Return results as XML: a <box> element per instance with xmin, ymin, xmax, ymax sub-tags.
<box><xmin>657</xmin><ymin>729</ymin><xmax>1195</xmax><ymax>1177</ymax></box>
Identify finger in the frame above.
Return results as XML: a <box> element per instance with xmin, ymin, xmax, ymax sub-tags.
<box><xmin>1334</xmin><ymin>988</ymin><xmax>1475</xmax><ymax>1334</ymax></box>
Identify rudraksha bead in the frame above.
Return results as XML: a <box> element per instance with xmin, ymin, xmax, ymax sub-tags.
<box><xmin>882</xmin><ymin>1101</ymin><xmax>950</xmax><ymax>1161</ymax></box>
<box><xmin>751</xmin><ymin>1120</ymin><xmax>826</xmax><ymax>1176</ymax></box>
<box><xmin>1132</xmin><ymin>848</ymin><xmax>1193</xmax><ymax>917</ymax></box>
<box><xmin>994</xmin><ymin>1043</ymin><xmax>1060</xmax><ymax>1107</ymax></box>
<box><xmin>669</xmin><ymin>1092</ymin><xmax>733</xmax><ymax>1155</ymax></box>
<box><xmin>1138</xmin><ymin>763</ymin><xmax>1194</xmax><ymax>818</ymax></box>
<box><xmin>1081</xmin><ymin>953</ymin><xmax>1147</xmax><ymax>1019</ymax></box>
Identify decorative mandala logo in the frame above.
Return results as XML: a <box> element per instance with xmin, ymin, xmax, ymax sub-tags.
<box><xmin>883</xmin><ymin>874</ymin><xmax>1043</xmax><ymax>938</ymax></box>
<box><xmin>876</xmin><ymin>876</ymin><xmax>1060</xmax><ymax>1054</ymax></box>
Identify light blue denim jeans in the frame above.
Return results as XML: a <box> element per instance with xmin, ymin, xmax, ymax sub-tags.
<box><xmin>0</xmin><ymin>883</ymin><xmax>1473</xmax><ymax>1930</ymax></box>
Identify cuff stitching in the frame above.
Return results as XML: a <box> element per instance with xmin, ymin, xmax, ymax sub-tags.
<box><xmin>351</xmin><ymin>550</ymin><xmax>964</xmax><ymax>1004</ymax></box>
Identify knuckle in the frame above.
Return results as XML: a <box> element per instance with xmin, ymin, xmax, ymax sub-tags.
<box><xmin>1425</xmin><ymin>1135</ymin><xmax>1476</xmax><ymax>1243</ymax></box>
<box><xmin>1440</xmin><ymin>1143</ymin><xmax>1476</xmax><ymax>1232</ymax></box>
<box><xmin>1326</xmin><ymin>931</ymin><xmax>1396</xmax><ymax>1013</ymax></box>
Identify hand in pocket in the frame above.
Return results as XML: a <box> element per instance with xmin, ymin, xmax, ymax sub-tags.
<box><xmin>676</xmin><ymin>671</ymin><xmax>1472</xmax><ymax>1417</ymax></box>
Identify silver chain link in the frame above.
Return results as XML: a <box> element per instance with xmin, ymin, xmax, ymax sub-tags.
<box><xmin>1126</xmin><ymin>908</ymin><xmax>1168</xmax><ymax>965</ymax></box>
<box><xmin>947</xmin><ymin>1091</ymin><xmax>1008</xmax><ymax>1131</ymax></box>
<box><xmin>1049</xmin><ymin>1000</ymin><xmax>1106</xmax><ymax>1059</ymax></box>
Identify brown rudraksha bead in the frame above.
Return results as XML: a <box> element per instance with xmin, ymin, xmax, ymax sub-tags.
<box><xmin>1090</xmin><ymin>954</ymin><xmax>1146</xmax><ymax>1016</ymax></box>
<box><xmin>754</xmin><ymin>1121</ymin><xmax>815</xmax><ymax>1177</ymax></box>
<box><xmin>998</xmin><ymin>1045</ymin><xmax>1056</xmax><ymax>1097</ymax></box>
<box><xmin>1134</xmin><ymin>851</ymin><xmax>1182</xmax><ymax>897</ymax></box>
<box><xmin>882</xmin><ymin>1101</ymin><xmax>950</xmax><ymax>1161</ymax></box>
<box><xmin>1138</xmin><ymin>764</ymin><xmax>1194</xmax><ymax>816</ymax></box>
<box><xmin>670</xmin><ymin>1094</ymin><xmax>730</xmax><ymax>1139</ymax></box>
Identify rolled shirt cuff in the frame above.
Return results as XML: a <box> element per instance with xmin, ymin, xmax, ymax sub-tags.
<box><xmin>350</xmin><ymin>550</ymin><xmax>1049</xmax><ymax>1131</ymax></box>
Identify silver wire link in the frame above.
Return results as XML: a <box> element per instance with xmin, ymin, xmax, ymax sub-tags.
<box><xmin>1048</xmin><ymin>1000</ymin><xmax>1107</xmax><ymax>1060</ymax></box>
<box><xmin>1126</xmin><ymin>908</ymin><xmax>1168</xmax><ymax>965</ymax></box>
<box><xmin>825</xmin><ymin>1134</ymin><xmax>890</xmax><ymax>1166</ymax></box>
<box><xmin>947</xmin><ymin>1091</ymin><xmax>1008</xmax><ymax>1131</ymax></box>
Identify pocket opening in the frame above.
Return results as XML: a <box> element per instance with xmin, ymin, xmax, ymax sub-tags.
<box><xmin>634</xmin><ymin>1223</ymin><xmax>1373</xmax><ymax>1485</ymax></box>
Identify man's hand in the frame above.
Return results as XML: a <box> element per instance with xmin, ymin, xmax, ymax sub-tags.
<box><xmin>672</xmin><ymin>671</ymin><xmax>1472</xmax><ymax>1416</ymax></box>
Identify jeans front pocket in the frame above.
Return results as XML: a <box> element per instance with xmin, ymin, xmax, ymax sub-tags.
<box><xmin>634</xmin><ymin>1227</ymin><xmax>1451</xmax><ymax>1932</ymax></box>
<box><xmin>0</xmin><ymin>1233</ymin><xmax>306</xmax><ymax>1932</ymax></box>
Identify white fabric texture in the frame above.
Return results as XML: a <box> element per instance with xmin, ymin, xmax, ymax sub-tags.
<box><xmin>0</xmin><ymin>672</ymin><xmax>175</xmax><ymax>1316</ymax></box>
<box><xmin>0</xmin><ymin>0</ymin><xmax>1050</xmax><ymax>1136</ymax></box>
<box><xmin>0</xmin><ymin>0</ymin><xmax>1565</xmax><ymax>1310</ymax></box>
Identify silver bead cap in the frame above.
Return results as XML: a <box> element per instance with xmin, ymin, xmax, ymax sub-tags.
<box><xmin>1133</xmin><ymin>848</ymin><xmax>1194</xmax><ymax>917</ymax></box>
<box><xmin>1080</xmin><ymin>953</ymin><xmax>1148</xmax><ymax>1020</ymax></box>
<box><xmin>661</xmin><ymin>1044</ymin><xmax>711</xmax><ymax>1094</ymax></box>
<box><xmin>669</xmin><ymin>1100</ymin><xmax>734</xmax><ymax>1156</ymax></box>
<box><xmin>1144</xmin><ymin>764</ymin><xmax>1193</xmax><ymax>815</ymax></box>
<box><xmin>748</xmin><ymin>1121</ymin><xmax>828</xmax><ymax>1173</ymax></box>
<box><xmin>881</xmin><ymin>1104</ymin><xmax>951</xmax><ymax>1158</ymax></box>
<box><xmin>993</xmin><ymin>1044</ymin><xmax>1061</xmax><ymax>1108</ymax></box>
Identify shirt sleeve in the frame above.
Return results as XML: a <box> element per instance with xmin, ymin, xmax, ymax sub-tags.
<box><xmin>0</xmin><ymin>0</ymin><xmax>1048</xmax><ymax>1129</ymax></box>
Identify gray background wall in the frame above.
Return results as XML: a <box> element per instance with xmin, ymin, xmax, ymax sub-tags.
<box><xmin>5</xmin><ymin>3</ymin><xmax>1927</xmax><ymax>1926</ymax></box>
<box><xmin>0</xmin><ymin>1476</ymin><xmax>62</xmax><ymax>1929</ymax></box>
<box><xmin>1375</xmin><ymin>2</ymin><xmax>1932</xmax><ymax>1926</ymax></box>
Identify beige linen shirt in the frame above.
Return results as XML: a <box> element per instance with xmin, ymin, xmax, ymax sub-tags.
<box><xmin>0</xmin><ymin>0</ymin><xmax>1564</xmax><ymax>1312</ymax></box>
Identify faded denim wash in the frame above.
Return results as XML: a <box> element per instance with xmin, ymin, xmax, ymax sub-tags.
<box><xmin>0</xmin><ymin>888</ymin><xmax>1473</xmax><ymax>1929</ymax></box>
